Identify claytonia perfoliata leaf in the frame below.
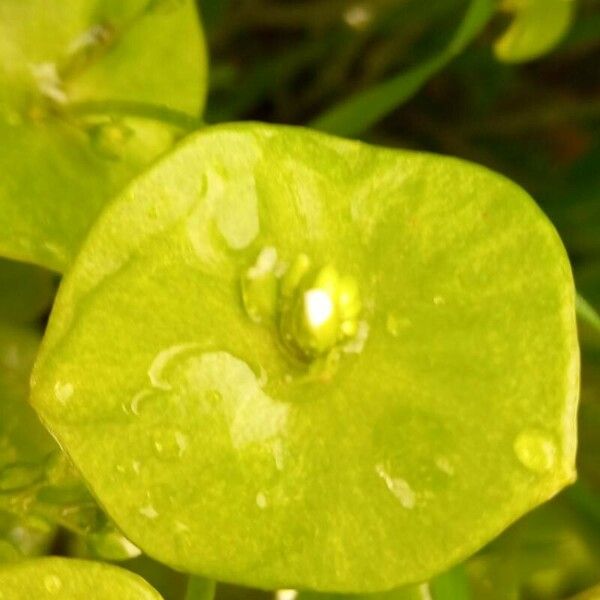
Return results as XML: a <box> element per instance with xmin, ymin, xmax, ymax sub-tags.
<box><xmin>0</xmin><ymin>0</ymin><xmax>206</xmax><ymax>272</ymax></box>
<box><xmin>31</xmin><ymin>123</ymin><xmax>578</xmax><ymax>591</ymax></box>
<box><xmin>494</xmin><ymin>0</ymin><xmax>575</xmax><ymax>63</ymax></box>
<box><xmin>0</xmin><ymin>557</ymin><xmax>164</xmax><ymax>599</ymax></box>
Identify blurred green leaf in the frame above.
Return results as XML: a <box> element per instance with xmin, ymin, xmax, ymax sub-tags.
<box><xmin>466</xmin><ymin>494</ymin><xmax>600</xmax><ymax>599</ymax></box>
<box><xmin>0</xmin><ymin>0</ymin><xmax>207</xmax><ymax>271</ymax></box>
<box><xmin>311</xmin><ymin>0</ymin><xmax>493</xmax><ymax>137</ymax></box>
<box><xmin>0</xmin><ymin>557</ymin><xmax>164</xmax><ymax>599</ymax></box>
<box><xmin>494</xmin><ymin>0</ymin><xmax>575</xmax><ymax>63</ymax></box>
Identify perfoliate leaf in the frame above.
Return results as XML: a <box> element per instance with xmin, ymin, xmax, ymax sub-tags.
<box><xmin>0</xmin><ymin>0</ymin><xmax>206</xmax><ymax>271</ymax></box>
<box><xmin>32</xmin><ymin>123</ymin><xmax>578</xmax><ymax>591</ymax></box>
<box><xmin>494</xmin><ymin>0</ymin><xmax>575</xmax><ymax>63</ymax></box>
<box><xmin>0</xmin><ymin>557</ymin><xmax>164</xmax><ymax>599</ymax></box>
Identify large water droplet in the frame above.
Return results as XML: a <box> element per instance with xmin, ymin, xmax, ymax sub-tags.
<box><xmin>44</xmin><ymin>574</ymin><xmax>62</xmax><ymax>594</ymax></box>
<box><xmin>54</xmin><ymin>381</ymin><xmax>74</xmax><ymax>404</ymax></box>
<box><xmin>514</xmin><ymin>430</ymin><xmax>557</xmax><ymax>473</ymax></box>
<box><xmin>375</xmin><ymin>463</ymin><xmax>416</xmax><ymax>509</ymax></box>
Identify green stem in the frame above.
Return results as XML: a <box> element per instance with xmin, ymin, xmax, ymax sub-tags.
<box><xmin>576</xmin><ymin>293</ymin><xmax>600</xmax><ymax>335</ymax></box>
<box><xmin>68</xmin><ymin>101</ymin><xmax>202</xmax><ymax>131</ymax></box>
<box><xmin>184</xmin><ymin>577</ymin><xmax>216</xmax><ymax>600</ymax></box>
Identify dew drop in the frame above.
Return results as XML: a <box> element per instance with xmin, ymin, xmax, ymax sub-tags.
<box><xmin>88</xmin><ymin>120</ymin><xmax>133</xmax><ymax>159</ymax></box>
<box><xmin>276</xmin><ymin>590</ymin><xmax>298</xmax><ymax>600</ymax></box>
<box><xmin>256</xmin><ymin>492</ymin><xmax>268</xmax><ymax>509</ymax></box>
<box><xmin>153</xmin><ymin>430</ymin><xmax>187</xmax><ymax>459</ymax></box>
<box><xmin>206</xmin><ymin>389</ymin><xmax>223</xmax><ymax>403</ymax></box>
<box><xmin>434</xmin><ymin>456</ymin><xmax>454</xmax><ymax>476</ymax></box>
<box><xmin>514</xmin><ymin>430</ymin><xmax>557</xmax><ymax>473</ymax></box>
<box><xmin>433</xmin><ymin>295</ymin><xmax>445</xmax><ymax>306</ymax></box>
<box><xmin>128</xmin><ymin>389</ymin><xmax>154</xmax><ymax>415</ymax></box>
<box><xmin>148</xmin><ymin>343</ymin><xmax>201</xmax><ymax>390</ymax></box>
<box><xmin>44</xmin><ymin>574</ymin><xmax>62</xmax><ymax>594</ymax></box>
<box><xmin>375</xmin><ymin>463</ymin><xmax>416</xmax><ymax>509</ymax></box>
<box><xmin>272</xmin><ymin>439</ymin><xmax>285</xmax><ymax>471</ymax></box>
<box><xmin>54</xmin><ymin>381</ymin><xmax>74</xmax><ymax>404</ymax></box>
<box><xmin>342</xmin><ymin>320</ymin><xmax>369</xmax><ymax>354</ymax></box>
<box><xmin>131</xmin><ymin>460</ymin><xmax>141</xmax><ymax>475</ymax></box>
<box><xmin>139</xmin><ymin>504</ymin><xmax>159</xmax><ymax>519</ymax></box>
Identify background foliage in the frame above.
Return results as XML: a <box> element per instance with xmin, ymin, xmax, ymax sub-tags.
<box><xmin>0</xmin><ymin>0</ymin><xmax>599</xmax><ymax>598</ymax></box>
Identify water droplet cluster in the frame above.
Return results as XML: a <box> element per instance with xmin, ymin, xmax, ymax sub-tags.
<box><xmin>241</xmin><ymin>248</ymin><xmax>364</xmax><ymax>368</ymax></box>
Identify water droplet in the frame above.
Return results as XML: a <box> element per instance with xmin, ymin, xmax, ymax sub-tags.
<box><xmin>148</xmin><ymin>343</ymin><xmax>201</xmax><ymax>390</ymax></box>
<box><xmin>88</xmin><ymin>120</ymin><xmax>133</xmax><ymax>159</ymax></box>
<box><xmin>153</xmin><ymin>430</ymin><xmax>187</xmax><ymax>459</ymax></box>
<box><xmin>342</xmin><ymin>320</ymin><xmax>369</xmax><ymax>354</ymax></box>
<box><xmin>131</xmin><ymin>460</ymin><xmax>141</xmax><ymax>475</ymax></box>
<box><xmin>212</xmin><ymin>168</ymin><xmax>259</xmax><ymax>250</ymax></box>
<box><xmin>386</xmin><ymin>313</ymin><xmax>411</xmax><ymax>337</ymax></box>
<box><xmin>54</xmin><ymin>381</ymin><xmax>74</xmax><ymax>404</ymax></box>
<box><xmin>433</xmin><ymin>295</ymin><xmax>445</xmax><ymax>306</ymax></box>
<box><xmin>139</xmin><ymin>504</ymin><xmax>159</xmax><ymax>519</ymax></box>
<box><xmin>434</xmin><ymin>456</ymin><xmax>454</xmax><ymax>476</ymax></box>
<box><xmin>241</xmin><ymin>247</ymin><xmax>280</xmax><ymax>324</ymax></box>
<box><xmin>276</xmin><ymin>590</ymin><xmax>298</xmax><ymax>600</ymax></box>
<box><xmin>514</xmin><ymin>430</ymin><xmax>557</xmax><ymax>473</ymax></box>
<box><xmin>375</xmin><ymin>463</ymin><xmax>416</xmax><ymax>509</ymax></box>
<box><xmin>206</xmin><ymin>389</ymin><xmax>222</xmax><ymax>403</ymax></box>
<box><xmin>256</xmin><ymin>492</ymin><xmax>268</xmax><ymax>509</ymax></box>
<box><xmin>272</xmin><ymin>439</ymin><xmax>285</xmax><ymax>471</ymax></box>
<box><xmin>44</xmin><ymin>574</ymin><xmax>62</xmax><ymax>594</ymax></box>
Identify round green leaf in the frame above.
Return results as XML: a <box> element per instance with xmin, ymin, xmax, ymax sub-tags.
<box><xmin>0</xmin><ymin>557</ymin><xmax>163</xmax><ymax>599</ymax></box>
<box><xmin>494</xmin><ymin>0</ymin><xmax>574</xmax><ymax>64</ymax></box>
<box><xmin>31</xmin><ymin>123</ymin><xmax>579</xmax><ymax>591</ymax></box>
<box><xmin>0</xmin><ymin>0</ymin><xmax>206</xmax><ymax>271</ymax></box>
